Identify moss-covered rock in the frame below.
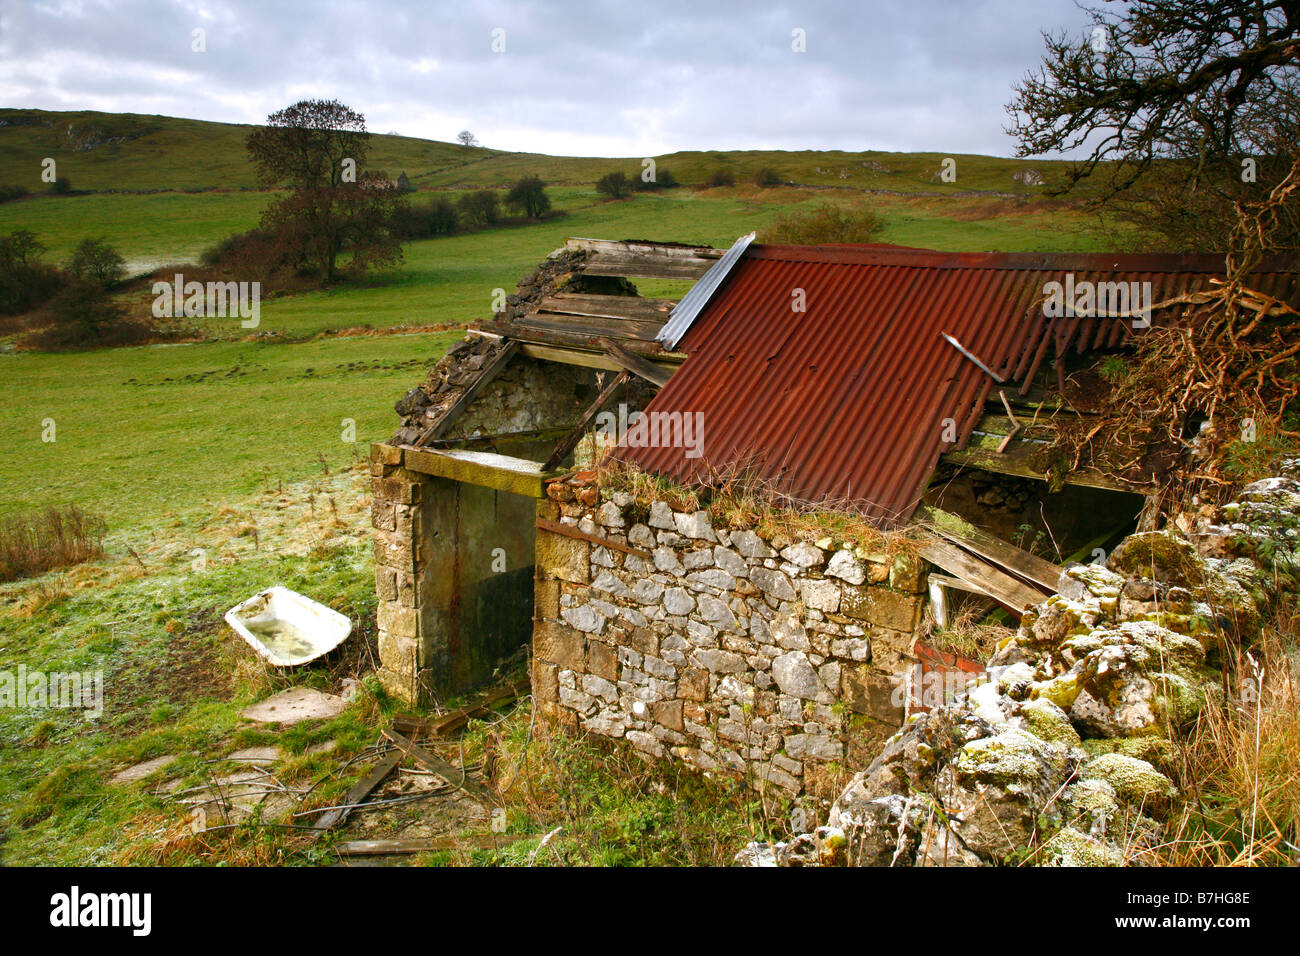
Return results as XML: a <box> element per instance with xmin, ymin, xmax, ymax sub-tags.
<box><xmin>1079</xmin><ymin>734</ymin><xmax>1174</xmax><ymax>769</ymax></box>
<box><xmin>1018</xmin><ymin>697</ymin><xmax>1081</xmax><ymax>747</ymax></box>
<box><xmin>1046</xmin><ymin>826</ymin><xmax>1125</xmax><ymax>866</ymax></box>
<box><xmin>1083</xmin><ymin>753</ymin><xmax>1176</xmax><ymax>812</ymax></box>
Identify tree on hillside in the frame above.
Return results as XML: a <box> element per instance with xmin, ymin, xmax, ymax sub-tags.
<box><xmin>69</xmin><ymin>238</ymin><xmax>125</xmax><ymax>287</ymax></box>
<box><xmin>596</xmin><ymin>171</ymin><xmax>631</xmax><ymax>199</ymax></box>
<box><xmin>1007</xmin><ymin>1</ymin><xmax>1300</xmax><ymax>252</ymax></box>
<box><xmin>457</xmin><ymin>190</ymin><xmax>500</xmax><ymax>227</ymax></box>
<box><xmin>505</xmin><ymin>175</ymin><xmax>552</xmax><ymax>218</ymax></box>
<box><xmin>456</xmin><ymin>130</ymin><xmax>479</xmax><ymax>147</ymax></box>
<box><xmin>0</xmin><ymin>229</ymin><xmax>45</xmax><ymax>267</ymax></box>
<box><xmin>245</xmin><ymin>99</ymin><xmax>405</xmax><ymax>280</ymax></box>
<box><xmin>0</xmin><ymin>229</ymin><xmax>62</xmax><ymax>315</ymax></box>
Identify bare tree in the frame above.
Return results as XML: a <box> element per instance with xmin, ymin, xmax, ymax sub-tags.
<box><xmin>1007</xmin><ymin>1</ymin><xmax>1300</xmax><ymax>252</ymax></box>
<box><xmin>456</xmin><ymin>130</ymin><xmax>479</xmax><ymax>147</ymax></box>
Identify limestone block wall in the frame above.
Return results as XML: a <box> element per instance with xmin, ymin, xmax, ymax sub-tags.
<box><xmin>371</xmin><ymin>445</ymin><xmax>429</xmax><ymax>702</ymax></box>
<box><xmin>532</xmin><ymin>482</ymin><xmax>928</xmax><ymax>795</ymax></box>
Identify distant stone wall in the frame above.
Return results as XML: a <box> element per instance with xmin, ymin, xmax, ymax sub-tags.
<box><xmin>532</xmin><ymin>478</ymin><xmax>928</xmax><ymax>796</ymax></box>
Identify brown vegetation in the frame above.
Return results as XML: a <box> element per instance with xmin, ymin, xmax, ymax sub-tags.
<box><xmin>0</xmin><ymin>505</ymin><xmax>107</xmax><ymax>582</ymax></box>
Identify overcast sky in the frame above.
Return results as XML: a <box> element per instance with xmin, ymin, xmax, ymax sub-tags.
<box><xmin>0</xmin><ymin>0</ymin><xmax>1097</xmax><ymax>157</ymax></box>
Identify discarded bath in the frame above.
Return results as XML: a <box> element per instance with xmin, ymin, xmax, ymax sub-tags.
<box><xmin>225</xmin><ymin>587</ymin><xmax>352</xmax><ymax>666</ymax></box>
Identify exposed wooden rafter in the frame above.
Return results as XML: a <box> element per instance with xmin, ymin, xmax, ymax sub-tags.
<box><xmin>414</xmin><ymin>340</ymin><xmax>519</xmax><ymax>447</ymax></box>
<box><xmin>600</xmin><ymin>338</ymin><xmax>675</xmax><ymax>387</ymax></box>
<box><xmin>542</xmin><ymin>369</ymin><xmax>629</xmax><ymax>471</ymax></box>
<box><xmin>915</xmin><ymin>504</ymin><xmax>1063</xmax><ymax>593</ymax></box>
<box><xmin>913</xmin><ymin>530</ymin><xmax>1050</xmax><ymax>617</ymax></box>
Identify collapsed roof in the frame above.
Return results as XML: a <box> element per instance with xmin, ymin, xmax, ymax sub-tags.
<box><xmin>387</xmin><ymin>236</ymin><xmax>1299</xmax><ymax>529</ymax></box>
<box><xmin>617</xmin><ymin>243</ymin><xmax>1300</xmax><ymax>526</ymax></box>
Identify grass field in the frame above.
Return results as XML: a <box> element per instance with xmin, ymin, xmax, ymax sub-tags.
<box><xmin>0</xmin><ymin>331</ymin><xmax>462</xmax><ymax>527</ymax></box>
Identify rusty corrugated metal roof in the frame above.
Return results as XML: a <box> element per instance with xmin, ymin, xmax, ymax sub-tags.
<box><xmin>619</xmin><ymin>243</ymin><xmax>1300</xmax><ymax>526</ymax></box>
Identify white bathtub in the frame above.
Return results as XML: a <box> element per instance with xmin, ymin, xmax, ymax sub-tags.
<box><xmin>225</xmin><ymin>586</ymin><xmax>352</xmax><ymax>667</ymax></box>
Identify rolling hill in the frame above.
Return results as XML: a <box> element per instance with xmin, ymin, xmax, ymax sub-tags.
<box><xmin>0</xmin><ymin>107</ymin><xmax>1079</xmax><ymax>196</ymax></box>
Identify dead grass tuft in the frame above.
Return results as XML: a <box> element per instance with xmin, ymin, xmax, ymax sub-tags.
<box><xmin>1152</xmin><ymin>607</ymin><xmax>1300</xmax><ymax>865</ymax></box>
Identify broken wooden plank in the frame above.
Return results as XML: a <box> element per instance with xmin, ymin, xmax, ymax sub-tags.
<box><xmin>584</xmin><ymin>252</ymin><xmax>713</xmax><ymax>281</ymax></box>
<box><xmin>381</xmin><ymin>729</ymin><xmax>495</xmax><ymax>805</ymax></box>
<box><xmin>927</xmin><ymin>572</ymin><xmax>992</xmax><ymax>597</ymax></box>
<box><xmin>913</xmin><ymin>531</ymin><xmax>1049</xmax><ymax>616</ymax></box>
<box><xmin>543</xmin><ymin>369</ymin><xmax>629</xmax><ymax>471</ymax></box>
<box><xmin>537</xmin><ymin>293</ymin><xmax>676</xmax><ymax>324</ymax></box>
<box><xmin>516</xmin><ymin>312</ymin><xmax>665</xmax><ymax>342</ymax></box>
<box><xmin>941</xmin><ymin>445</ymin><xmax>1141</xmax><ymax>494</ymax></box>
<box><xmin>335</xmin><ymin>833</ymin><xmax>529</xmax><ymax>856</ymax></box>
<box><xmin>600</xmin><ymin>338</ymin><xmax>674</xmax><ymax>387</ymax></box>
<box><xmin>483</xmin><ymin>323</ymin><xmax>686</xmax><ymax>360</ymax></box>
<box><xmin>391</xmin><ymin>677</ymin><xmax>531</xmax><ymax>740</ymax></box>
<box><xmin>564</xmin><ymin>237</ymin><xmax>722</xmax><ymax>259</ymax></box>
<box><xmin>915</xmin><ymin>505</ymin><xmax>1063</xmax><ymax>593</ymax></box>
<box><xmin>535</xmin><ymin>517</ymin><xmax>652</xmax><ymax>559</ymax></box>
<box><xmin>312</xmin><ymin>749</ymin><xmax>402</xmax><ymax>832</ymax></box>
<box><xmin>415</xmin><ymin>340</ymin><xmax>520</xmax><ymax>447</ymax></box>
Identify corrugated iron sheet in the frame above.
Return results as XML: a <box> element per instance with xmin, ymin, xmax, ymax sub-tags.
<box><xmin>657</xmin><ymin>232</ymin><xmax>755</xmax><ymax>349</ymax></box>
<box><xmin>618</xmin><ymin>243</ymin><xmax>1300</xmax><ymax>526</ymax></box>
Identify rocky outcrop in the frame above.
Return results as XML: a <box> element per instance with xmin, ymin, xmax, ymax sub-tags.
<box><xmin>742</xmin><ymin>463</ymin><xmax>1300</xmax><ymax>866</ymax></box>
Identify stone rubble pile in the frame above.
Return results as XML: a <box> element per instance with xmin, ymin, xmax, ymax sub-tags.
<box><xmin>741</xmin><ymin>463</ymin><xmax>1300</xmax><ymax>866</ymax></box>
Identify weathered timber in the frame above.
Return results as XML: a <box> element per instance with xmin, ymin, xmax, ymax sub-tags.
<box><xmin>543</xmin><ymin>370</ymin><xmax>629</xmax><ymax>471</ymax></box>
<box><xmin>516</xmin><ymin>312</ymin><xmax>664</xmax><ymax>342</ymax></box>
<box><xmin>335</xmin><ymin>834</ymin><xmax>528</xmax><ymax>856</ymax></box>
<box><xmin>381</xmin><ymin>729</ymin><xmax>495</xmax><ymax>805</ymax></box>
<box><xmin>312</xmin><ymin>749</ymin><xmax>402</xmax><ymax>832</ymax></box>
<box><xmin>915</xmin><ymin>505</ymin><xmax>1063</xmax><ymax>592</ymax></box>
<box><xmin>584</xmin><ymin>252</ymin><xmax>713</xmax><ymax>281</ymax></box>
<box><xmin>564</xmin><ymin>237</ymin><xmax>723</xmax><ymax>259</ymax></box>
<box><xmin>537</xmin><ymin>293</ymin><xmax>676</xmax><ymax>324</ymax></box>
<box><xmin>600</xmin><ymin>338</ymin><xmax>675</xmax><ymax>387</ymax></box>
<box><xmin>415</xmin><ymin>340</ymin><xmax>519</xmax><ymax>447</ymax></box>
<box><xmin>402</xmin><ymin>447</ymin><xmax>555</xmax><ymax>498</ymax></box>
<box><xmin>913</xmin><ymin>531</ymin><xmax>1049</xmax><ymax>616</ymax></box>
<box><xmin>475</xmin><ymin>321</ymin><xmax>686</xmax><ymax>361</ymax></box>
<box><xmin>535</xmin><ymin>517</ymin><xmax>652</xmax><ymax>559</ymax></box>
<box><xmin>942</xmin><ymin>445</ymin><xmax>1139</xmax><ymax>493</ymax></box>
<box><xmin>391</xmin><ymin>678</ymin><xmax>531</xmax><ymax>740</ymax></box>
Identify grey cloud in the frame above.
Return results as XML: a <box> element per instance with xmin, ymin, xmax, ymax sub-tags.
<box><xmin>0</xmin><ymin>0</ymin><xmax>1095</xmax><ymax>156</ymax></box>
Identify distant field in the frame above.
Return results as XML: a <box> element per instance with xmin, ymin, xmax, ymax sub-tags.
<box><xmin>0</xmin><ymin>331</ymin><xmax>462</xmax><ymax>528</ymax></box>
<box><xmin>0</xmin><ymin>185</ymin><xmax>1113</xmax><ymax>339</ymax></box>
<box><xmin>0</xmin><ymin>190</ymin><xmax>271</xmax><ymax>269</ymax></box>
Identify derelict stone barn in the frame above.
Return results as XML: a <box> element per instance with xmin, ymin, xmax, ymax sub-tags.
<box><xmin>371</xmin><ymin>237</ymin><xmax>1300</xmax><ymax>795</ymax></box>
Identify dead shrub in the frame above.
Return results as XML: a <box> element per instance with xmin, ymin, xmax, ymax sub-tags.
<box><xmin>765</xmin><ymin>202</ymin><xmax>883</xmax><ymax>244</ymax></box>
<box><xmin>0</xmin><ymin>505</ymin><xmax>107</xmax><ymax>583</ymax></box>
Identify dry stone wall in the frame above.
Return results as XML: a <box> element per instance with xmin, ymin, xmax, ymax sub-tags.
<box><xmin>740</xmin><ymin>461</ymin><xmax>1300</xmax><ymax>866</ymax></box>
<box><xmin>532</xmin><ymin>478</ymin><xmax>928</xmax><ymax>795</ymax></box>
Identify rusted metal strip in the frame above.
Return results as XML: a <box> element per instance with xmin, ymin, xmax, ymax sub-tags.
<box><xmin>535</xmin><ymin>517</ymin><xmax>651</xmax><ymax>559</ymax></box>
